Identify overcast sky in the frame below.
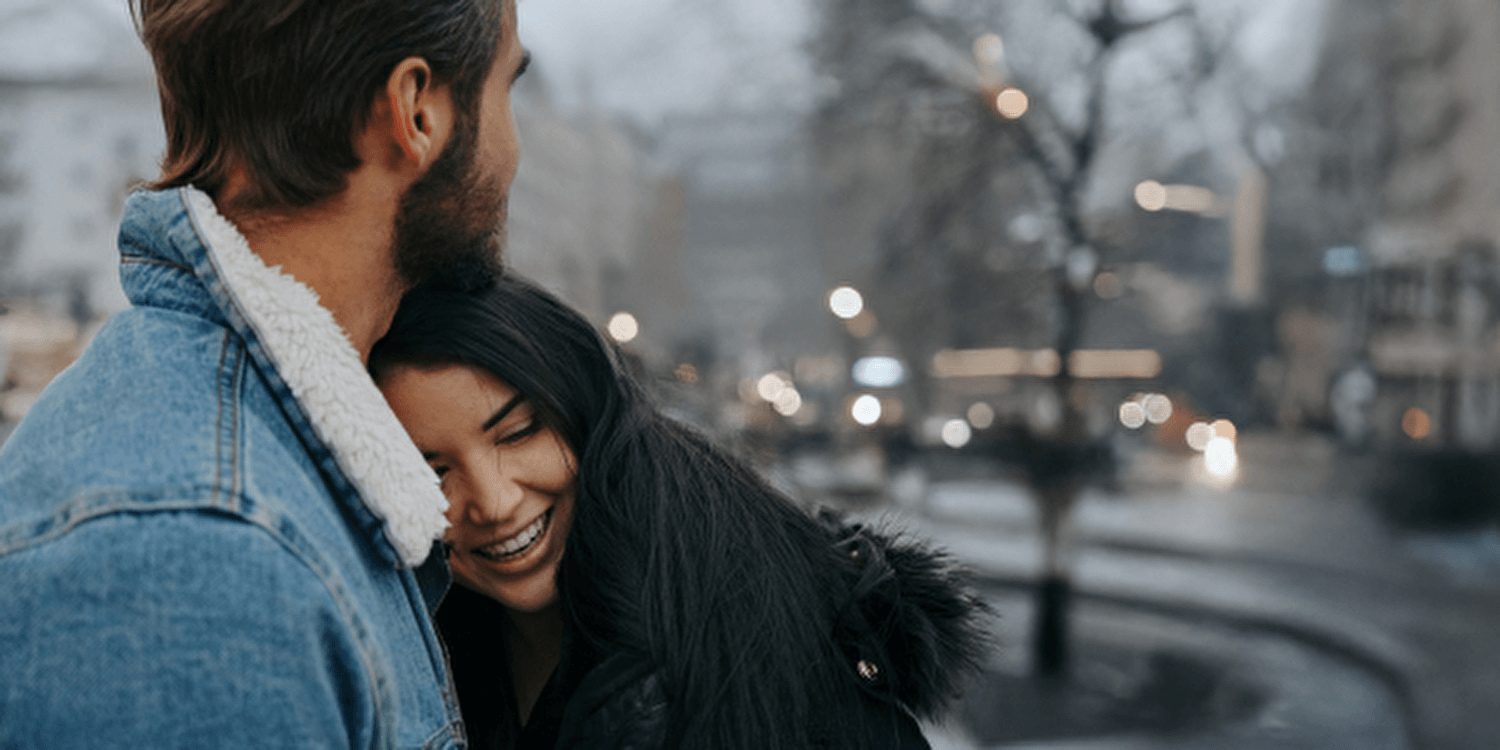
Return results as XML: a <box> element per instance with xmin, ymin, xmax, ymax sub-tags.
<box><xmin>517</xmin><ymin>0</ymin><xmax>818</xmax><ymax>126</ymax></box>
<box><xmin>0</xmin><ymin>0</ymin><xmax>1328</xmax><ymax>129</ymax></box>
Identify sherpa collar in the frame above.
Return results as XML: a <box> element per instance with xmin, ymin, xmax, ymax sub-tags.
<box><xmin>182</xmin><ymin>187</ymin><xmax>449</xmax><ymax>567</ymax></box>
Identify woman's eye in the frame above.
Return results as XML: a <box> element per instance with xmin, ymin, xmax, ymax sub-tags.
<box><xmin>496</xmin><ymin>420</ymin><xmax>540</xmax><ymax>445</ymax></box>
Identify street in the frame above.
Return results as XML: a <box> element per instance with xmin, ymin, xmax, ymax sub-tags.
<box><xmin>852</xmin><ymin>432</ymin><xmax>1500</xmax><ymax>750</ymax></box>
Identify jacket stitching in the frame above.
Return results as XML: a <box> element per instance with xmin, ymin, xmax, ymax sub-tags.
<box><xmin>231</xmin><ymin>340</ymin><xmax>245</xmax><ymax>505</ymax></box>
<box><xmin>0</xmin><ymin>490</ymin><xmax>246</xmax><ymax>556</ymax></box>
<box><xmin>120</xmin><ymin>255</ymin><xmax>194</xmax><ymax>275</ymax></box>
<box><xmin>420</xmin><ymin>720</ymin><xmax>464</xmax><ymax>749</ymax></box>
<box><xmin>0</xmin><ymin>492</ymin><xmax>390</xmax><ymax>747</ymax></box>
<box><xmin>213</xmin><ymin>333</ymin><xmax>229</xmax><ymax>509</ymax></box>
<box><xmin>235</xmin><ymin>501</ymin><xmax>392</xmax><ymax>749</ymax></box>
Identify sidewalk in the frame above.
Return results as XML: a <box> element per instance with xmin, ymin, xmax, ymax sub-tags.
<box><xmin>887</xmin><ymin>432</ymin><xmax>1500</xmax><ymax>750</ymax></box>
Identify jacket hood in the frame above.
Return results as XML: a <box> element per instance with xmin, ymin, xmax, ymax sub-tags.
<box><xmin>826</xmin><ymin>512</ymin><xmax>993</xmax><ymax>720</ymax></box>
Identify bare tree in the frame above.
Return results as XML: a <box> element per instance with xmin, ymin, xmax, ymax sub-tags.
<box><xmin>812</xmin><ymin>0</ymin><xmax>1304</xmax><ymax>678</ymax></box>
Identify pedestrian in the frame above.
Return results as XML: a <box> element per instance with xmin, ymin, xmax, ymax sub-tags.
<box><xmin>370</xmin><ymin>275</ymin><xmax>992</xmax><ymax>750</ymax></box>
<box><xmin>0</xmin><ymin>1</ymin><xmax>527</xmax><ymax>746</ymax></box>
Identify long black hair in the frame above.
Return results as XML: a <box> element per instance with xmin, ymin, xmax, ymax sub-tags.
<box><xmin>370</xmin><ymin>275</ymin><xmax>877</xmax><ymax>748</ymax></box>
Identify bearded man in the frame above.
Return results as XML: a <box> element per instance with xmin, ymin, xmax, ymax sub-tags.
<box><xmin>0</xmin><ymin>1</ymin><xmax>529</xmax><ymax>746</ymax></box>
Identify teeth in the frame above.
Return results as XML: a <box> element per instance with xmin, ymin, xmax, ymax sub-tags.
<box><xmin>477</xmin><ymin>510</ymin><xmax>549</xmax><ymax>560</ymax></box>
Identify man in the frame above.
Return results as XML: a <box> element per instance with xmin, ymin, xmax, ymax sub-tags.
<box><xmin>0</xmin><ymin>0</ymin><xmax>528</xmax><ymax>746</ymax></box>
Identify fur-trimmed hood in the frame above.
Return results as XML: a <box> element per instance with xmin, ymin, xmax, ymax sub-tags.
<box><xmin>824</xmin><ymin>511</ymin><xmax>993</xmax><ymax>719</ymax></box>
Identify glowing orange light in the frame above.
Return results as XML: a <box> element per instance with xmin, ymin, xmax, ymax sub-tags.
<box><xmin>1402</xmin><ymin>408</ymin><xmax>1431</xmax><ymax>440</ymax></box>
<box><xmin>845</xmin><ymin>310</ymin><xmax>878</xmax><ymax>338</ymax></box>
<box><xmin>995</xmin><ymin>87</ymin><xmax>1029</xmax><ymax>119</ymax></box>
<box><xmin>1210</xmin><ymin>418</ymin><xmax>1237</xmax><ymax>443</ymax></box>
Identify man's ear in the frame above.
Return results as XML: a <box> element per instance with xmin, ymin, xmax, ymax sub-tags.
<box><xmin>376</xmin><ymin>56</ymin><xmax>453</xmax><ymax>172</ymax></box>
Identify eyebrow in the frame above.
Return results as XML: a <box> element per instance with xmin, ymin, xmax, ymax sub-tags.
<box><xmin>481</xmin><ymin>393</ymin><xmax>526</xmax><ymax>433</ymax></box>
<box><xmin>512</xmin><ymin>50</ymin><xmax>531</xmax><ymax>84</ymax></box>
<box><xmin>418</xmin><ymin>393</ymin><xmax>526</xmax><ymax>461</ymax></box>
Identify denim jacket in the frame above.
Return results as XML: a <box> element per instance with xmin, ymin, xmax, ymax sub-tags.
<box><xmin>0</xmin><ymin>188</ymin><xmax>463</xmax><ymax>748</ymax></box>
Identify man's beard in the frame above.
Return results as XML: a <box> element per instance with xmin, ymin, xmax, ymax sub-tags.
<box><xmin>391</xmin><ymin>116</ymin><xmax>507</xmax><ymax>292</ymax></box>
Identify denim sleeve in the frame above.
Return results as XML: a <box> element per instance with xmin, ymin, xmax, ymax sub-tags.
<box><xmin>0</xmin><ymin>510</ymin><xmax>377</xmax><ymax>749</ymax></box>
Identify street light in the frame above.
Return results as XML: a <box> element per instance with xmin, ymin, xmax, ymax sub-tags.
<box><xmin>995</xmin><ymin>87</ymin><xmax>1029</xmax><ymax>119</ymax></box>
<box><xmin>828</xmin><ymin>286</ymin><xmax>864</xmax><ymax>319</ymax></box>
<box><xmin>851</xmin><ymin>394</ymin><xmax>882</xmax><ymax>426</ymax></box>
<box><xmin>607</xmin><ymin>312</ymin><xmax>639</xmax><ymax>343</ymax></box>
<box><xmin>1134</xmin><ymin>180</ymin><xmax>1223</xmax><ymax>215</ymax></box>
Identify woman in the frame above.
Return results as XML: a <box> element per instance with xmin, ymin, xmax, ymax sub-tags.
<box><xmin>370</xmin><ymin>275</ymin><xmax>989</xmax><ymax>749</ymax></box>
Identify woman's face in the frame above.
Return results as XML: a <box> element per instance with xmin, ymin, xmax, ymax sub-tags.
<box><xmin>380</xmin><ymin>364</ymin><xmax>576</xmax><ymax>613</ymax></box>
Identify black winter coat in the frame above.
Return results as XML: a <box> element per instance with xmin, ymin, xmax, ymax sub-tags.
<box><xmin>438</xmin><ymin>513</ymin><xmax>989</xmax><ymax>750</ymax></box>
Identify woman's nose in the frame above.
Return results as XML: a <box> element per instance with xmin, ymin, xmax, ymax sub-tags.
<box><xmin>464</xmin><ymin>464</ymin><xmax>524</xmax><ymax>526</ymax></box>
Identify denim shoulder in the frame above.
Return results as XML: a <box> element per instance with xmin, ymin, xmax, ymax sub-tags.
<box><xmin>0</xmin><ymin>510</ymin><xmax>381</xmax><ymax>749</ymax></box>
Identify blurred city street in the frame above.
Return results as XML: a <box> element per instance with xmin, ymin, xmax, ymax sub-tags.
<box><xmin>6</xmin><ymin>0</ymin><xmax>1500</xmax><ymax>746</ymax></box>
<box><xmin>862</xmin><ymin>432</ymin><xmax>1500</xmax><ymax>749</ymax></box>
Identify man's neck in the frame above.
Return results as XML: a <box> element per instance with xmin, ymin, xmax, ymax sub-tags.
<box><xmin>228</xmin><ymin>190</ymin><xmax>406</xmax><ymax>363</ymax></box>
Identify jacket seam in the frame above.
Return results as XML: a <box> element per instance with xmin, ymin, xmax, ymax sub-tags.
<box><xmin>212</xmin><ymin>333</ymin><xmax>247</xmax><ymax>511</ymax></box>
<box><xmin>0</xmin><ymin>489</ymin><xmax>239</xmax><ymax>557</ymax></box>
<box><xmin>214</xmin><ymin>333</ymin><xmax>229</xmax><ymax>508</ymax></box>
<box><xmin>237</xmin><ymin>499</ymin><xmax>392</xmax><ymax>749</ymax></box>
<box><xmin>0</xmin><ymin>494</ymin><xmax>391</xmax><ymax>746</ymax></box>
<box><xmin>120</xmin><ymin>254</ymin><xmax>194</xmax><ymax>275</ymax></box>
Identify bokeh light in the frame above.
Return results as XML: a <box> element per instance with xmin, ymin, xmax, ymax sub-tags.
<box><xmin>851</xmin><ymin>394</ymin><xmax>882</xmax><ymax>426</ymax></box>
<box><xmin>844</xmin><ymin>309</ymin><xmax>877</xmax><ymax>338</ymax></box>
<box><xmin>967</xmin><ymin>401</ymin><xmax>996</xmax><ymax>430</ymax></box>
<box><xmin>1119</xmin><ymin>401</ymin><xmax>1147</xmax><ymax>429</ymax></box>
<box><xmin>1144</xmin><ymin>394</ymin><xmax>1173</xmax><ymax>425</ymax></box>
<box><xmin>772</xmin><ymin>388</ymin><xmax>802</xmax><ymax>417</ymax></box>
<box><xmin>756</xmin><ymin>371</ymin><xmax>792</xmax><ymax>401</ymax></box>
<box><xmin>1204</xmin><ymin>436</ymin><xmax>1238</xmax><ymax>477</ymax></box>
<box><xmin>852</xmin><ymin>356</ymin><xmax>905</xmax><ymax>387</ymax></box>
<box><xmin>1134</xmin><ymin>180</ymin><xmax>1167</xmax><ymax>211</ymax></box>
<box><xmin>995</xmin><ymin>87</ymin><xmax>1029</xmax><ymax>119</ymax></box>
<box><xmin>941</xmin><ymin>419</ymin><xmax>972</xmax><ymax>448</ymax></box>
<box><xmin>1402</xmin><ymin>408</ymin><xmax>1431</xmax><ymax>440</ymax></box>
<box><xmin>828</xmin><ymin>286</ymin><xmax>864</xmax><ymax>319</ymax></box>
<box><xmin>1210</xmin><ymin>418</ymin><xmax>1238</xmax><ymax>442</ymax></box>
<box><xmin>1186</xmin><ymin>421</ymin><xmax>1214</xmax><ymax>451</ymax></box>
<box><xmin>607</xmin><ymin>312</ymin><xmax>639</xmax><ymax>343</ymax></box>
<box><xmin>1093</xmin><ymin>271</ymin><xmax>1122</xmax><ymax>299</ymax></box>
<box><xmin>973</xmin><ymin>33</ymin><xmax>1004</xmax><ymax>66</ymax></box>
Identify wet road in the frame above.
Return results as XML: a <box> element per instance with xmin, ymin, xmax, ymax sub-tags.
<box><xmin>875</xmin><ymin>432</ymin><xmax>1500</xmax><ymax>749</ymax></box>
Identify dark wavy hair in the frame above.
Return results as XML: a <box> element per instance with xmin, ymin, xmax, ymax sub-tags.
<box><xmin>369</xmin><ymin>275</ymin><xmax>878</xmax><ymax>748</ymax></box>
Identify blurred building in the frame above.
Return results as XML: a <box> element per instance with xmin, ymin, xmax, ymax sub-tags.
<box><xmin>505</xmin><ymin>74</ymin><xmax>659</xmax><ymax>323</ymax></box>
<box><xmin>616</xmin><ymin>109</ymin><xmax>835</xmax><ymax>426</ymax></box>
<box><xmin>0</xmin><ymin>1</ymin><xmax>160</xmax><ymax>311</ymax></box>
<box><xmin>1261</xmin><ymin>0</ymin><xmax>1500</xmax><ymax>451</ymax></box>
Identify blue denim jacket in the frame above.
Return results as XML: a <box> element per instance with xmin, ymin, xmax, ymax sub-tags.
<box><xmin>0</xmin><ymin>189</ymin><xmax>464</xmax><ymax>748</ymax></box>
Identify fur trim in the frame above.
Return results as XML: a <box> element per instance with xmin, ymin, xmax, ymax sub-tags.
<box><xmin>826</xmin><ymin>512</ymin><xmax>993</xmax><ymax>718</ymax></box>
<box><xmin>184</xmin><ymin>188</ymin><xmax>448</xmax><ymax>567</ymax></box>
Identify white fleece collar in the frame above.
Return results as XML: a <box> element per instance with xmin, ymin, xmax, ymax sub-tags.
<box><xmin>183</xmin><ymin>187</ymin><xmax>448</xmax><ymax>567</ymax></box>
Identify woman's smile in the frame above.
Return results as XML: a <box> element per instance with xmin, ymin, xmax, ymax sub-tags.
<box><xmin>379</xmin><ymin>363</ymin><xmax>576</xmax><ymax>614</ymax></box>
<box><xmin>473</xmin><ymin>507</ymin><xmax>553</xmax><ymax>562</ymax></box>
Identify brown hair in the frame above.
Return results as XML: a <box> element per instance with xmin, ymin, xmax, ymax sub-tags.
<box><xmin>132</xmin><ymin>0</ymin><xmax>508</xmax><ymax>215</ymax></box>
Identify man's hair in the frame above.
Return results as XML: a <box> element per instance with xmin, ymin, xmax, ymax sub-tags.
<box><xmin>131</xmin><ymin>0</ymin><xmax>508</xmax><ymax>214</ymax></box>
